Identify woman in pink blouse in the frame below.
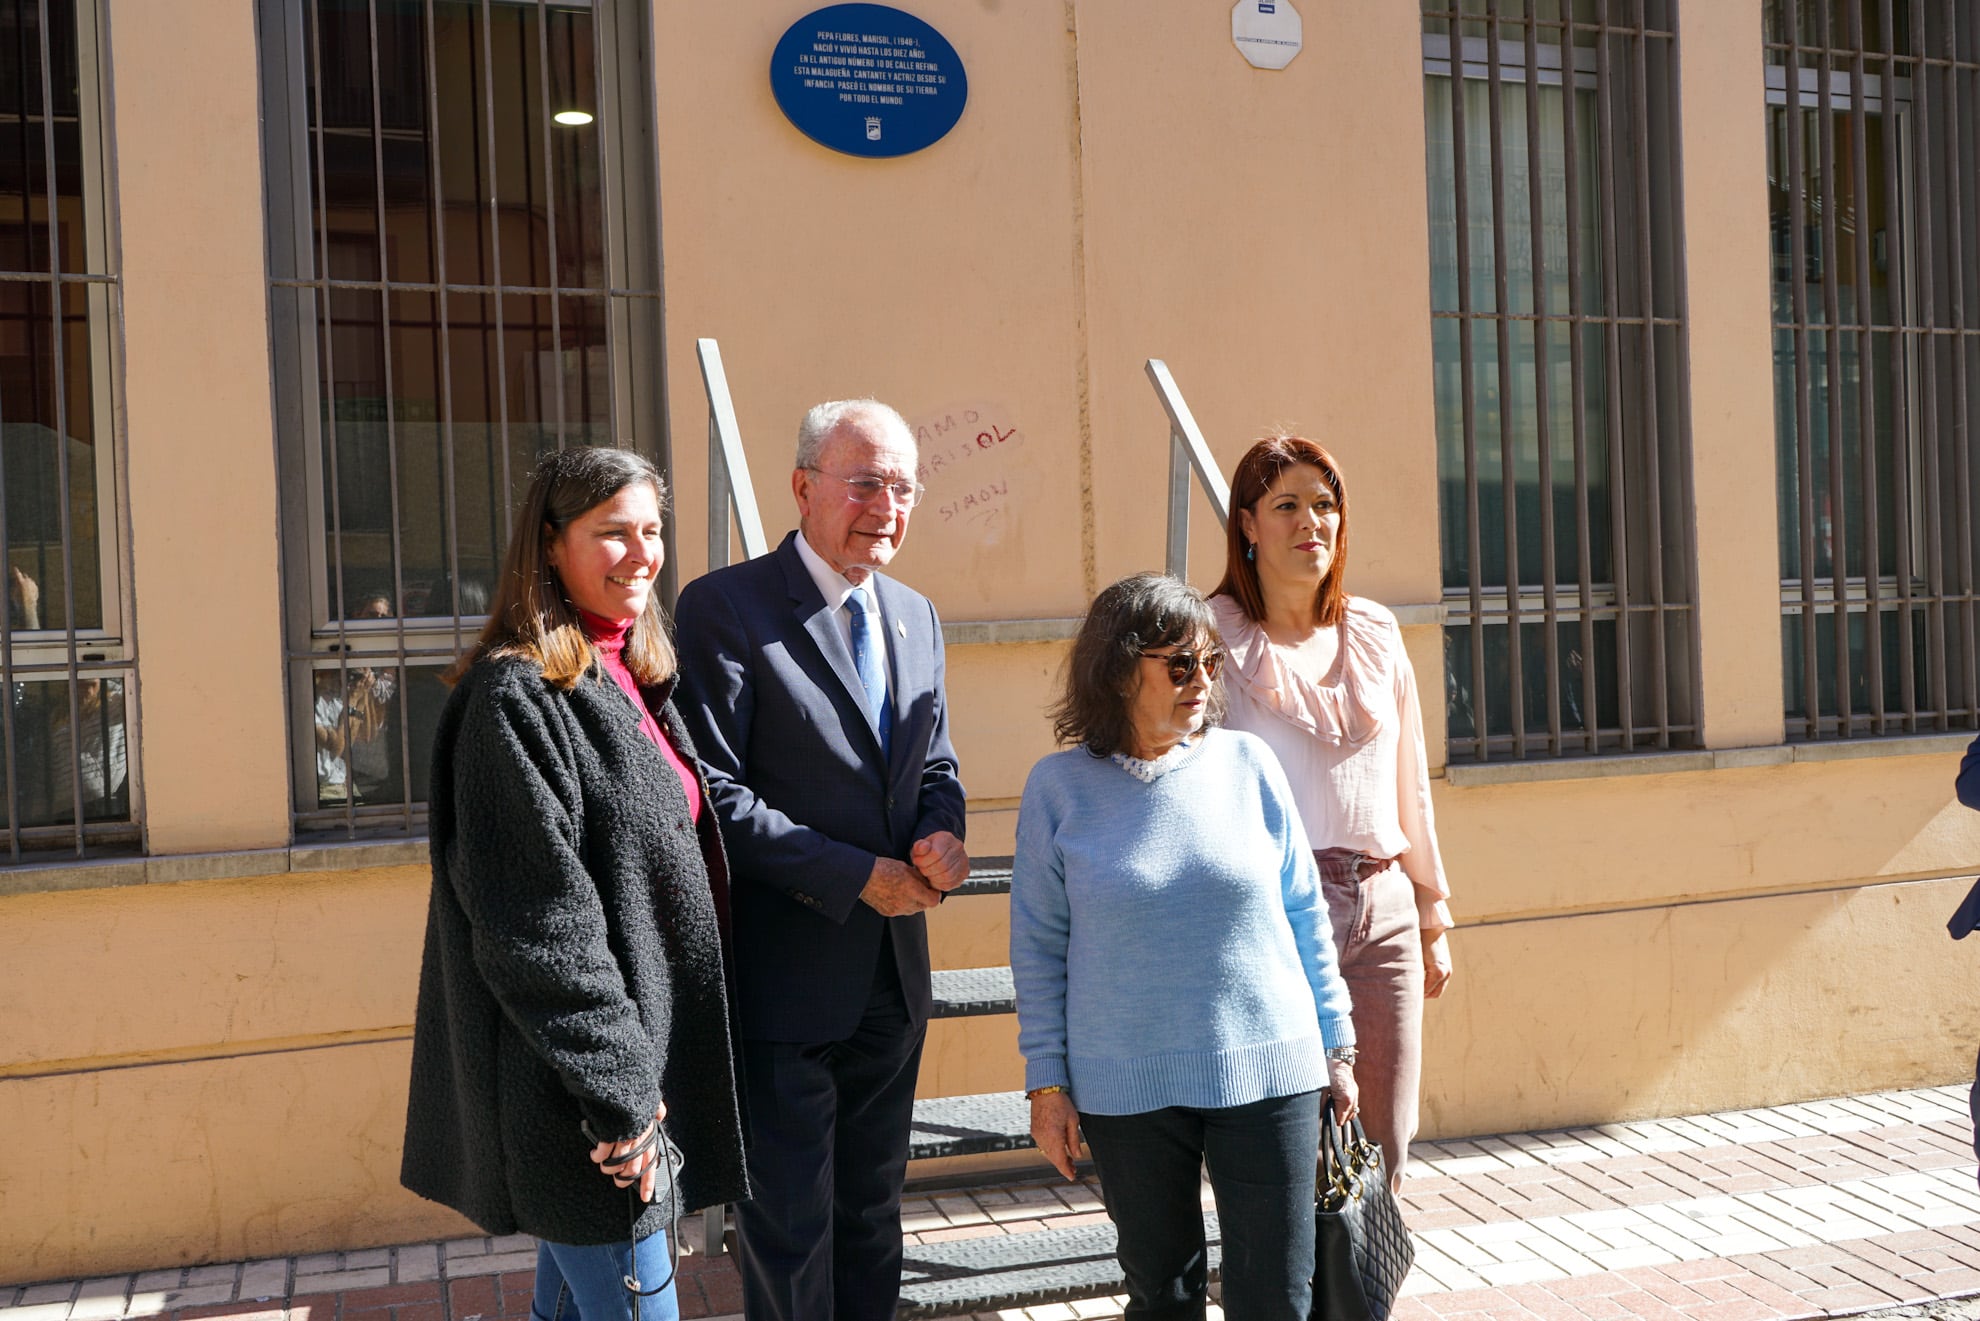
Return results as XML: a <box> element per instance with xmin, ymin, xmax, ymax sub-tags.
<box><xmin>1209</xmin><ymin>434</ymin><xmax>1453</xmax><ymax>1189</ymax></box>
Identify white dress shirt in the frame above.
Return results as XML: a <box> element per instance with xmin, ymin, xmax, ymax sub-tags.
<box><xmin>795</xmin><ymin>529</ymin><xmax>891</xmax><ymax>680</ymax></box>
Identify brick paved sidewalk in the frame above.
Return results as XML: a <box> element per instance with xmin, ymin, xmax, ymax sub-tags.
<box><xmin>5</xmin><ymin>1084</ymin><xmax>1976</xmax><ymax>1321</ymax></box>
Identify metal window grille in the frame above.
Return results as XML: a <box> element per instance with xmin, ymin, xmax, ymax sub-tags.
<box><xmin>1423</xmin><ymin>0</ymin><xmax>1698</xmax><ymax>762</ymax></box>
<box><xmin>260</xmin><ymin>0</ymin><xmax>666</xmax><ymax>836</ymax></box>
<box><xmin>0</xmin><ymin>0</ymin><xmax>129</xmax><ymax>862</ymax></box>
<box><xmin>1768</xmin><ymin>0</ymin><xmax>1980</xmax><ymax>739</ymax></box>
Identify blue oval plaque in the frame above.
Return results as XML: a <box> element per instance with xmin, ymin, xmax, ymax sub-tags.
<box><xmin>770</xmin><ymin>5</ymin><xmax>968</xmax><ymax>159</ymax></box>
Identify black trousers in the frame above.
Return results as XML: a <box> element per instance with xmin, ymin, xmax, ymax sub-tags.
<box><xmin>1970</xmin><ymin>1045</ymin><xmax>1979</xmax><ymax>1183</ymax></box>
<box><xmin>1080</xmin><ymin>1090</ymin><xmax>1323</xmax><ymax>1321</ymax></box>
<box><xmin>734</xmin><ymin>939</ymin><xmax>926</xmax><ymax>1321</ymax></box>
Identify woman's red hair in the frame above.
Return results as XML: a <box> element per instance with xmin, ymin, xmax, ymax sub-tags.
<box><xmin>1211</xmin><ymin>434</ymin><xmax>1350</xmax><ymax>626</ymax></box>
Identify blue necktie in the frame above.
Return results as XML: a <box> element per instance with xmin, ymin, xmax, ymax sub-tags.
<box><xmin>847</xmin><ymin>586</ymin><xmax>893</xmax><ymax>761</ymax></box>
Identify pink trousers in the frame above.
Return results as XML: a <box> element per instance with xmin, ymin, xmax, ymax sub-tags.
<box><xmin>1315</xmin><ymin>849</ymin><xmax>1424</xmax><ymax>1191</ymax></box>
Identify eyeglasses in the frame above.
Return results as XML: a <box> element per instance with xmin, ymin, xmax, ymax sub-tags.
<box><xmin>804</xmin><ymin>468</ymin><xmax>925</xmax><ymax>509</ymax></box>
<box><xmin>1139</xmin><ymin>649</ymin><xmax>1224</xmax><ymax>686</ymax></box>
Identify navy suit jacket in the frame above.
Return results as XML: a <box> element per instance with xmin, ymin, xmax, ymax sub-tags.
<box><xmin>674</xmin><ymin>531</ymin><xmax>967</xmax><ymax>1043</ymax></box>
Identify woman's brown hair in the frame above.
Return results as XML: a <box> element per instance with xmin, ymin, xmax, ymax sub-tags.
<box><xmin>1211</xmin><ymin>434</ymin><xmax>1350</xmax><ymax>626</ymax></box>
<box><xmin>1050</xmin><ymin>572</ymin><xmax>1226</xmax><ymax>758</ymax></box>
<box><xmin>445</xmin><ymin>446</ymin><xmax>677</xmax><ymax>689</ymax></box>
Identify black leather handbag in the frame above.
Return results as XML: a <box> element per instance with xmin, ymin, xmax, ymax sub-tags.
<box><xmin>1313</xmin><ymin>1109</ymin><xmax>1414</xmax><ymax>1321</ymax></box>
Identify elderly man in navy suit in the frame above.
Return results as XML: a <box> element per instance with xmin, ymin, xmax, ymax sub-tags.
<box><xmin>675</xmin><ymin>398</ymin><xmax>968</xmax><ymax>1321</ymax></box>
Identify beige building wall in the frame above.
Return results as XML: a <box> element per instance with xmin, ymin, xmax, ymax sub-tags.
<box><xmin>116</xmin><ymin>0</ymin><xmax>290</xmax><ymax>855</ymax></box>
<box><xmin>4</xmin><ymin>0</ymin><xmax>1979</xmax><ymax>1287</ymax></box>
<box><xmin>1681</xmin><ymin>0</ymin><xmax>1788</xmax><ymax>751</ymax></box>
<box><xmin>1074</xmin><ymin>2</ymin><xmax>1443</xmax><ymax>608</ymax></box>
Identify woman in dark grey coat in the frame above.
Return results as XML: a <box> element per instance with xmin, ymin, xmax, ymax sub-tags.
<box><xmin>402</xmin><ymin>447</ymin><xmax>746</xmax><ymax>1321</ymax></box>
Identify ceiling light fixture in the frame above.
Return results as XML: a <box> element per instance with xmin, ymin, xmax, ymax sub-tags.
<box><xmin>553</xmin><ymin>110</ymin><xmax>594</xmax><ymax>127</ymax></box>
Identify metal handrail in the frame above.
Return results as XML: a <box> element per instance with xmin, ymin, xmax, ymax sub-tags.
<box><xmin>1144</xmin><ymin>358</ymin><xmax>1231</xmax><ymax>578</ymax></box>
<box><xmin>690</xmin><ymin>335</ymin><xmax>767</xmax><ymax>1261</ymax></box>
<box><xmin>698</xmin><ymin>337</ymin><xmax>769</xmax><ymax>567</ymax></box>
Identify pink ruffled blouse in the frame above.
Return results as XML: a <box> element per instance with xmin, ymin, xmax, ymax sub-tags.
<box><xmin>1209</xmin><ymin>593</ymin><xmax>1453</xmax><ymax>933</ymax></box>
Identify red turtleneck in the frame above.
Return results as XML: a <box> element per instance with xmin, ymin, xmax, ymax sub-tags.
<box><xmin>580</xmin><ymin>611</ymin><xmax>702</xmax><ymax>824</ymax></box>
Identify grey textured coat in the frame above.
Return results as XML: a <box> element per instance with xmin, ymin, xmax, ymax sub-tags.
<box><xmin>401</xmin><ymin>656</ymin><xmax>748</xmax><ymax>1245</ymax></box>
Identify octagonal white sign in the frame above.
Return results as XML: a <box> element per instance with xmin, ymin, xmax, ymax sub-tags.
<box><xmin>1232</xmin><ymin>0</ymin><xmax>1302</xmax><ymax>70</ymax></box>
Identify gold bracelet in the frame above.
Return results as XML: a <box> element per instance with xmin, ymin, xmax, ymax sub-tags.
<box><xmin>1025</xmin><ymin>1084</ymin><xmax>1067</xmax><ymax>1100</ymax></box>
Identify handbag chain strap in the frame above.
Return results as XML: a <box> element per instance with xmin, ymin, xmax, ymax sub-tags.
<box><xmin>1319</xmin><ymin>1099</ymin><xmax>1385</xmax><ymax>1209</ymax></box>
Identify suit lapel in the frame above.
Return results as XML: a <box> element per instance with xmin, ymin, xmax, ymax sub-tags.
<box><xmin>874</xmin><ymin>575</ymin><xmax>916</xmax><ymax>777</ymax></box>
<box><xmin>780</xmin><ymin>537</ymin><xmax>886</xmax><ymax>758</ymax></box>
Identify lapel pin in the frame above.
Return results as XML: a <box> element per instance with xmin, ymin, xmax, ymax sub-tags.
<box><xmin>896</xmin><ymin>619</ymin><xmax>906</xmax><ymax>638</ymax></box>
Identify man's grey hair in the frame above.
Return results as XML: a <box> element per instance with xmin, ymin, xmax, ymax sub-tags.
<box><xmin>795</xmin><ymin>398</ymin><xmax>915</xmax><ymax>471</ymax></box>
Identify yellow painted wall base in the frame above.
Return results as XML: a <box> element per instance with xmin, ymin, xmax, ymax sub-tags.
<box><xmin>7</xmin><ymin>840</ymin><xmax>1979</xmax><ymax>1281</ymax></box>
<box><xmin>1421</xmin><ymin>875</ymin><xmax>1980</xmax><ymax>1138</ymax></box>
<box><xmin>1</xmin><ymin>1044</ymin><xmax>470</xmax><ymax>1280</ymax></box>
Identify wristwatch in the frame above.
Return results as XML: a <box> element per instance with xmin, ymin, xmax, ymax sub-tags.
<box><xmin>1326</xmin><ymin>1045</ymin><xmax>1359</xmax><ymax>1065</ymax></box>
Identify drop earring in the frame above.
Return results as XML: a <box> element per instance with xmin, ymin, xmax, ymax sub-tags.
<box><xmin>1245</xmin><ymin>542</ymin><xmax>1256</xmax><ymax>563</ymax></box>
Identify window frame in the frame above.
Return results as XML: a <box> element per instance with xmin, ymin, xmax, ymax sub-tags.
<box><xmin>1767</xmin><ymin>78</ymin><xmax>1926</xmax><ymax>705</ymax></box>
<box><xmin>1763</xmin><ymin>0</ymin><xmax>1980</xmax><ymax>740</ymax></box>
<box><xmin>257</xmin><ymin>0</ymin><xmax>670</xmax><ymax>836</ymax></box>
<box><xmin>1422</xmin><ymin>2</ymin><xmax>1701</xmax><ymax>764</ymax></box>
<box><xmin>0</xmin><ymin>0</ymin><xmax>135</xmax><ymax>860</ymax></box>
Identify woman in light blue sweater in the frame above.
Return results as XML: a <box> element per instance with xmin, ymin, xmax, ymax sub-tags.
<box><xmin>1012</xmin><ymin>572</ymin><xmax>1358</xmax><ymax>1321</ymax></box>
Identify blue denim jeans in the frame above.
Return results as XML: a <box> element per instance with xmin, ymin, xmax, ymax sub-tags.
<box><xmin>1080</xmin><ymin>1089</ymin><xmax>1321</xmax><ymax>1321</ymax></box>
<box><xmin>529</xmin><ymin>1228</ymin><xmax>679</xmax><ymax>1321</ymax></box>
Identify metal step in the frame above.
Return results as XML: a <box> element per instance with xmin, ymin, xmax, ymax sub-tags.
<box><xmin>930</xmin><ymin>965</ymin><xmax>1015</xmax><ymax>1018</ymax></box>
<box><xmin>909</xmin><ymin>1089</ymin><xmax>1033</xmax><ymax>1160</ymax></box>
<box><xmin>952</xmin><ymin>855</ymin><xmax>1012</xmax><ymax>896</ymax></box>
<box><xmin>897</xmin><ymin>1212</ymin><xmax>1223</xmax><ymax>1318</ymax></box>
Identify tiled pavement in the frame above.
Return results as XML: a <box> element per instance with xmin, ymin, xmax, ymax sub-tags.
<box><xmin>5</xmin><ymin>1084</ymin><xmax>1978</xmax><ymax>1321</ymax></box>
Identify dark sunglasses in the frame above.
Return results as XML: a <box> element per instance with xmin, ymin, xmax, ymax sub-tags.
<box><xmin>1138</xmin><ymin>648</ymin><xmax>1224</xmax><ymax>686</ymax></box>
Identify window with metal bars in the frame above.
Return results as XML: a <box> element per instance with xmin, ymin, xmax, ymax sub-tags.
<box><xmin>0</xmin><ymin>0</ymin><xmax>128</xmax><ymax>862</ymax></box>
<box><xmin>1767</xmin><ymin>0</ymin><xmax>1980</xmax><ymax>740</ymax></box>
<box><xmin>259</xmin><ymin>0</ymin><xmax>666</xmax><ymax>836</ymax></box>
<box><xmin>1422</xmin><ymin>0</ymin><xmax>1698</xmax><ymax>763</ymax></box>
